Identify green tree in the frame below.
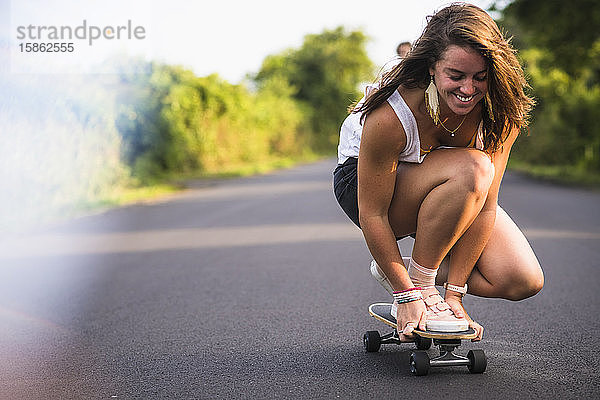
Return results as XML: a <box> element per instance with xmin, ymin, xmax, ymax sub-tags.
<box><xmin>495</xmin><ymin>0</ymin><xmax>600</xmax><ymax>174</ymax></box>
<box><xmin>497</xmin><ymin>0</ymin><xmax>600</xmax><ymax>78</ymax></box>
<box><xmin>254</xmin><ymin>27</ymin><xmax>374</xmax><ymax>152</ymax></box>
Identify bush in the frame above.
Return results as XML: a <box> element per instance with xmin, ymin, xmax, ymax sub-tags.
<box><xmin>512</xmin><ymin>48</ymin><xmax>600</xmax><ymax>171</ymax></box>
<box><xmin>498</xmin><ymin>0</ymin><xmax>600</xmax><ymax>180</ymax></box>
<box><xmin>116</xmin><ymin>63</ymin><xmax>309</xmax><ymax>181</ymax></box>
<box><xmin>0</xmin><ymin>75</ymin><xmax>129</xmax><ymax>228</ymax></box>
<box><xmin>253</xmin><ymin>27</ymin><xmax>374</xmax><ymax>153</ymax></box>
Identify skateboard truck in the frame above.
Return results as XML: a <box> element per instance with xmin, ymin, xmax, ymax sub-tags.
<box><xmin>429</xmin><ymin>339</ymin><xmax>471</xmax><ymax>368</ymax></box>
<box><xmin>409</xmin><ymin>336</ymin><xmax>487</xmax><ymax>376</ymax></box>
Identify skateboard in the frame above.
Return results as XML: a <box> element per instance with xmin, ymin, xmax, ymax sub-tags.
<box><xmin>366</xmin><ymin>303</ymin><xmax>487</xmax><ymax>375</ymax></box>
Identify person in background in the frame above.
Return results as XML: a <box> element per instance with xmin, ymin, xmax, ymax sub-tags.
<box><xmin>396</xmin><ymin>41</ymin><xmax>412</xmax><ymax>58</ymax></box>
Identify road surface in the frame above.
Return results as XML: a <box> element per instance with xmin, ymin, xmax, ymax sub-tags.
<box><xmin>1</xmin><ymin>159</ymin><xmax>599</xmax><ymax>399</ymax></box>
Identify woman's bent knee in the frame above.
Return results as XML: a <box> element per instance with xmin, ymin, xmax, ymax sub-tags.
<box><xmin>453</xmin><ymin>150</ymin><xmax>495</xmax><ymax>197</ymax></box>
<box><xmin>505</xmin><ymin>268</ymin><xmax>544</xmax><ymax>301</ymax></box>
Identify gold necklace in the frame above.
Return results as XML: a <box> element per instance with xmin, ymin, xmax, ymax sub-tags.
<box><xmin>439</xmin><ymin>115</ymin><xmax>466</xmax><ymax>137</ymax></box>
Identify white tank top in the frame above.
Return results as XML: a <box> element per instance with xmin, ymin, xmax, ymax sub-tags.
<box><xmin>337</xmin><ymin>85</ymin><xmax>484</xmax><ymax>165</ymax></box>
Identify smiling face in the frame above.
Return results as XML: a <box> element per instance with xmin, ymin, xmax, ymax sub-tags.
<box><xmin>429</xmin><ymin>45</ymin><xmax>488</xmax><ymax>116</ymax></box>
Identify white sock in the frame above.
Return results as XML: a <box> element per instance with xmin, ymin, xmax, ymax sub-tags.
<box><xmin>407</xmin><ymin>258</ymin><xmax>438</xmax><ymax>288</ymax></box>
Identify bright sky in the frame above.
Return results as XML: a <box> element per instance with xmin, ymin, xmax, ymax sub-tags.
<box><xmin>6</xmin><ymin>0</ymin><xmax>496</xmax><ymax>80</ymax></box>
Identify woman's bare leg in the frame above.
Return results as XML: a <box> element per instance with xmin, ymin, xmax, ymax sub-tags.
<box><xmin>380</xmin><ymin>147</ymin><xmax>499</xmax><ymax>339</ymax></box>
<box><xmin>387</xmin><ymin>148</ymin><xmax>495</xmax><ymax>267</ymax></box>
<box><xmin>436</xmin><ymin>206</ymin><xmax>544</xmax><ymax>300</ymax></box>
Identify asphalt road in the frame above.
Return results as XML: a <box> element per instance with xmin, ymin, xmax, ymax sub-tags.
<box><xmin>1</xmin><ymin>159</ymin><xmax>599</xmax><ymax>399</ymax></box>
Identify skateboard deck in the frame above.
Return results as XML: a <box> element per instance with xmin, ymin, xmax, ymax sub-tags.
<box><xmin>368</xmin><ymin>302</ymin><xmax>477</xmax><ymax>339</ymax></box>
<box><xmin>366</xmin><ymin>302</ymin><xmax>486</xmax><ymax>375</ymax></box>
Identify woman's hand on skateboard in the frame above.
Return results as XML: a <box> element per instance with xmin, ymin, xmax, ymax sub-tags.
<box><xmin>445</xmin><ymin>292</ymin><xmax>484</xmax><ymax>341</ymax></box>
<box><xmin>395</xmin><ymin>299</ymin><xmax>427</xmax><ymax>342</ymax></box>
<box><xmin>467</xmin><ymin>319</ymin><xmax>484</xmax><ymax>341</ymax></box>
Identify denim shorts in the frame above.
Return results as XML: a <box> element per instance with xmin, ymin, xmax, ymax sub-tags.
<box><xmin>333</xmin><ymin>157</ymin><xmax>414</xmax><ymax>240</ymax></box>
<box><xmin>333</xmin><ymin>157</ymin><xmax>360</xmax><ymax>228</ymax></box>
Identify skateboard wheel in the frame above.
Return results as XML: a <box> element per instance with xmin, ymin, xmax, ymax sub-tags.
<box><xmin>409</xmin><ymin>351</ymin><xmax>430</xmax><ymax>376</ymax></box>
<box><xmin>363</xmin><ymin>331</ymin><xmax>381</xmax><ymax>352</ymax></box>
<box><xmin>414</xmin><ymin>335</ymin><xmax>432</xmax><ymax>350</ymax></box>
<box><xmin>467</xmin><ymin>349</ymin><xmax>487</xmax><ymax>374</ymax></box>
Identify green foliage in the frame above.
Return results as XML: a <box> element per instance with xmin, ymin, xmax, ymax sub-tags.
<box><xmin>0</xmin><ymin>75</ymin><xmax>130</xmax><ymax>228</ymax></box>
<box><xmin>3</xmin><ymin>25</ymin><xmax>375</xmax><ymax>228</ymax></box>
<box><xmin>498</xmin><ymin>0</ymin><xmax>600</xmax><ymax>77</ymax></box>
<box><xmin>117</xmin><ymin>27</ymin><xmax>374</xmax><ymax>181</ymax></box>
<box><xmin>116</xmin><ymin>63</ymin><xmax>308</xmax><ymax>182</ymax></box>
<box><xmin>116</xmin><ymin>62</ymin><xmax>180</xmax><ymax>173</ymax></box>
<box><xmin>254</xmin><ymin>27</ymin><xmax>375</xmax><ymax>153</ymax></box>
<box><xmin>512</xmin><ymin>49</ymin><xmax>600</xmax><ymax>170</ymax></box>
<box><xmin>496</xmin><ymin>0</ymin><xmax>600</xmax><ymax>176</ymax></box>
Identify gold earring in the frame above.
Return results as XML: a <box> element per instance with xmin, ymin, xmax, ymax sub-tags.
<box><xmin>485</xmin><ymin>93</ymin><xmax>495</xmax><ymax>122</ymax></box>
<box><xmin>424</xmin><ymin>75</ymin><xmax>440</xmax><ymax>125</ymax></box>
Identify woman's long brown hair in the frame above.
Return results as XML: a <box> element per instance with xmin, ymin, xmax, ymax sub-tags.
<box><xmin>352</xmin><ymin>2</ymin><xmax>534</xmax><ymax>153</ymax></box>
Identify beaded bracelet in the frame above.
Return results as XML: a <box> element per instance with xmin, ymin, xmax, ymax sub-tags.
<box><xmin>393</xmin><ymin>287</ymin><xmax>422</xmax><ymax>296</ymax></box>
<box><xmin>392</xmin><ymin>287</ymin><xmax>421</xmax><ymax>296</ymax></box>
<box><xmin>394</xmin><ymin>293</ymin><xmax>423</xmax><ymax>304</ymax></box>
<box><xmin>393</xmin><ymin>291</ymin><xmax>422</xmax><ymax>300</ymax></box>
<box><xmin>393</xmin><ymin>287</ymin><xmax>423</xmax><ymax>304</ymax></box>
